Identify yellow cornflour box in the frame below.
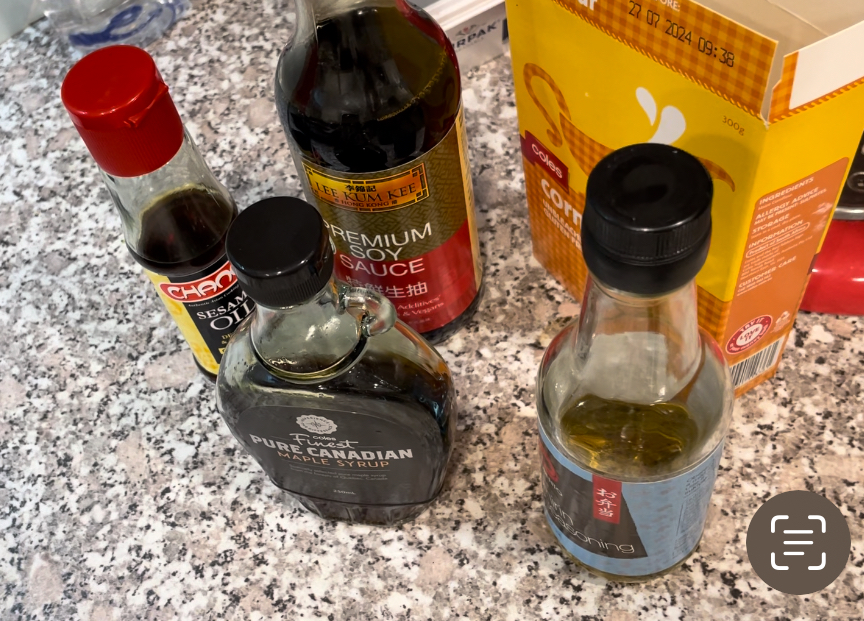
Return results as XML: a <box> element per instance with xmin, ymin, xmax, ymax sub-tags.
<box><xmin>506</xmin><ymin>0</ymin><xmax>864</xmax><ymax>394</ymax></box>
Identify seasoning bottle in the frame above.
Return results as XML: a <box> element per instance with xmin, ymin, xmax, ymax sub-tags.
<box><xmin>275</xmin><ymin>0</ymin><xmax>483</xmax><ymax>344</ymax></box>
<box><xmin>216</xmin><ymin>197</ymin><xmax>457</xmax><ymax>525</ymax></box>
<box><xmin>536</xmin><ymin>144</ymin><xmax>733</xmax><ymax>581</ymax></box>
<box><xmin>61</xmin><ymin>45</ymin><xmax>252</xmax><ymax>381</ymax></box>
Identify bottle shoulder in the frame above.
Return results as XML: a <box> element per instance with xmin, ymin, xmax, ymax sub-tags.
<box><xmin>110</xmin><ymin>133</ymin><xmax>237</xmax><ymax>274</ymax></box>
<box><xmin>217</xmin><ymin>320</ymin><xmax>455</xmax><ymax>426</ymax></box>
<box><xmin>124</xmin><ymin>187</ymin><xmax>236</xmax><ymax>277</ymax></box>
<box><xmin>275</xmin><ymin>4</ymin><xmax>461</xmax><ymax>170</ymax></box>
<box><xmin>537</xmin><ymin>321</ymin><xmax>733</xmax><ymax>482</ymax></box>
<box><xmin>539</xmin><ymin>321</ymin><xmax>732</xmax><ymax>397</ymax></box>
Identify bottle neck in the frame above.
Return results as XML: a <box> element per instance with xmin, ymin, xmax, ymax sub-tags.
<box><xmin>250</xmin><ymin>279</ymin><xmax>363</xmax><ymax>376</ymax></box>
<box><xmin>295</xmin><ymin>0</ymin><xmax>399</xmax><ymax>31</ymax></box>
<box><xmin>100</xmin><ymin>130</ymin><xmax>236</xmax><ymax>265</ymax></box>
<box><xmin>574</xmin><ymin>276</ymin><xmax>702</xmax><ymax>402</ymax></box>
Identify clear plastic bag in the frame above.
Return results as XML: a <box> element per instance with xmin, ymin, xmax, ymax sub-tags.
<box><xmin>41</xmin><ymin>0</ymin><xmax>190</xmax><ymax>51</ymax></box>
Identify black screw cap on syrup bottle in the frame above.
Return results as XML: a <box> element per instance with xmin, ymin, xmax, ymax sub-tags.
<box><xmin>226</xmin><ymin>197</ymin><xmax>335</xmax><ymax>308</ymax></box>
<box><xmin>581</xmin><ymin>143</ymin><xmax>713</xmax><ymax>295</ymax></box>
<box><xmin>61</xmin><ymin>45</ymin><xmax>248</xmax><ymax>382</ymax></box>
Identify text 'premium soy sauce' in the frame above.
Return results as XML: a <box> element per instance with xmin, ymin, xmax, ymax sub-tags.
<box><xmin>61</xmin><ymin>46</ymin><xmax>253</xmax><ymax>381</ymax></box>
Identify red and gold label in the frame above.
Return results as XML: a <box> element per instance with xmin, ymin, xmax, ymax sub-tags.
<box><xmin>296</xmin><ymin>106</ymin><xmax>483</xmax><ymax>334</ymax></box>
<box><xmin>304</xmin><ymin>164</ymin><xmax>430</xmax><ymax>211</ymax></box>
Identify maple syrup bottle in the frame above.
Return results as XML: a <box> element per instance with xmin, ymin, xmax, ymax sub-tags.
<box><xmin>276</xmin><ymin>0</ymin><xmax>483</xmax><ymax>344</ymax></box>
<box><xmin>62</xmin><ymin>46</ymin><xmax>252</xmax><ymax>381</ymax></box>
<box><xmin>216</xmin><ymin>197</ymin><xmax>456</xmax><ymax>525</ymax></box>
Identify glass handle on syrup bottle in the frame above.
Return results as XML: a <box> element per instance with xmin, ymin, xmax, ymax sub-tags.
<box><xmin>340</xmin><ymin>287</ymin><xmax>396</xmax><ymax>338</ymax></box>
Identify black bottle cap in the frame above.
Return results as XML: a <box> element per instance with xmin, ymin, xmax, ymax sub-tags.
<box><xmin>226</xmin><ymin>197</ymin><xmax>334</xmax><ymax>307</ymax></box>
<box><xmin>582</xmin><ymin>144</ymin><xmax>713</xmax><ymax>295</ymax></box>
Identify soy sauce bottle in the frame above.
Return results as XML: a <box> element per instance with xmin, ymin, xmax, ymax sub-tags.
<box><xmin>62</xmin><ymin>45</ymin><xmax>253</xmax><ymax>381</ymax></box>
<box><xmin>276</xmin><ymin>0</ymin><xmax>483</xmax><ymax>344</ymax></box>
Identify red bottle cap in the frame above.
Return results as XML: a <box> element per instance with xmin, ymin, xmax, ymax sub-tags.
<box><xmin>61</xmin><ymin>45</ymin><xmax>184</xmax><ymax>178</ymax></box>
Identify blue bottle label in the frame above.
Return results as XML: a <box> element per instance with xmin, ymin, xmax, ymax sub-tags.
<box><xmin>539</xmin><ymin>424</ymin><xmax>724</xmax><ymax>577</ymax></box>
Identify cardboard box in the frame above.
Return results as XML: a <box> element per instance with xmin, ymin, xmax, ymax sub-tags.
<box><xmin>416</xmin><ymin>0</ymin><xmax>508</xmax><ymax>72</ymax></box>
<box><xmin>505</xmin><ymin>0</ymin><xmax>864</xmax><ymax>395</ymax></box>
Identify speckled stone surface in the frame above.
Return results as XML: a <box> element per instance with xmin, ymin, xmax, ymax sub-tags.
<box><xmin>1</xmin><ymin>1</ymin><xmax>862</xmax><ymax>620</ymax></box>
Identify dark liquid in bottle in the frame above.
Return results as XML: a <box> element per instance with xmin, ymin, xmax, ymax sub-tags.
<box><xmin>219</xmin><ymin>348</ymin><xmax>456</xmax><ymax>525</ymax></box>
<box><xmin>127</xmin><ymin>186</ymin><xmax>236</xmax><ymax>276</ymax></box>
<box><xmin>127</xmin><ymin>186</ymin><xmax>237</xmax><ymax>381</ymax></box>
<box><xmin>276</xmin><ymin>5</ymin><xmax>480</xmax><ymax>343</ymax></box>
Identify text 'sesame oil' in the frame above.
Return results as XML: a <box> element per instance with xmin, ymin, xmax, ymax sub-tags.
<box><xmin>131</xmin><ymin>186</ymin><xmax>254</xmax><ymax>377</ymax></box>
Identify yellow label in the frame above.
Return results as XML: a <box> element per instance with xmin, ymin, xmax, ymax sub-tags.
<box><xmin>294</xmin><ymin>104</ymin><xmax>482</xmax><ymax>334</ymax></box>
<box><xmin>303</xmin><ymin>163</ymin><xmax>429</xmax><ymax>212</ymax></box>
<box><xmin>144</xmin><ymin>270</ymin><xmax>221</xmax><ymax>377</ymax></box>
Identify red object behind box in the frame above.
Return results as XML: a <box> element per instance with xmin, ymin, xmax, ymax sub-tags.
<box><xmin>801</xmin><ymin>219</ymin><xmax>864</xmax><ymax>315</ymax></box>
<box><xmin>801</xmin><ymin>130</ymin><xmax>864</xmax><ymax>316</ymax></box>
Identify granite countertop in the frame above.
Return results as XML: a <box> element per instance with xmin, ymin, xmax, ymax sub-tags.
<box><xmin>1</xmin><ymin>1</ymin><xmax>862</xmax><ymax>619</ymax></box>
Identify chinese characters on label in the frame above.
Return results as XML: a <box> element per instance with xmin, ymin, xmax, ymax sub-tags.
<box><xmin>344</xmin><ymin>277</ymin><xmax>429</xmax><ymax>299</ymax></box>
<box><xmin>592</xmin><ymin>476</ymin><xmax>622</xmax><ymax>524</ymax></box>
